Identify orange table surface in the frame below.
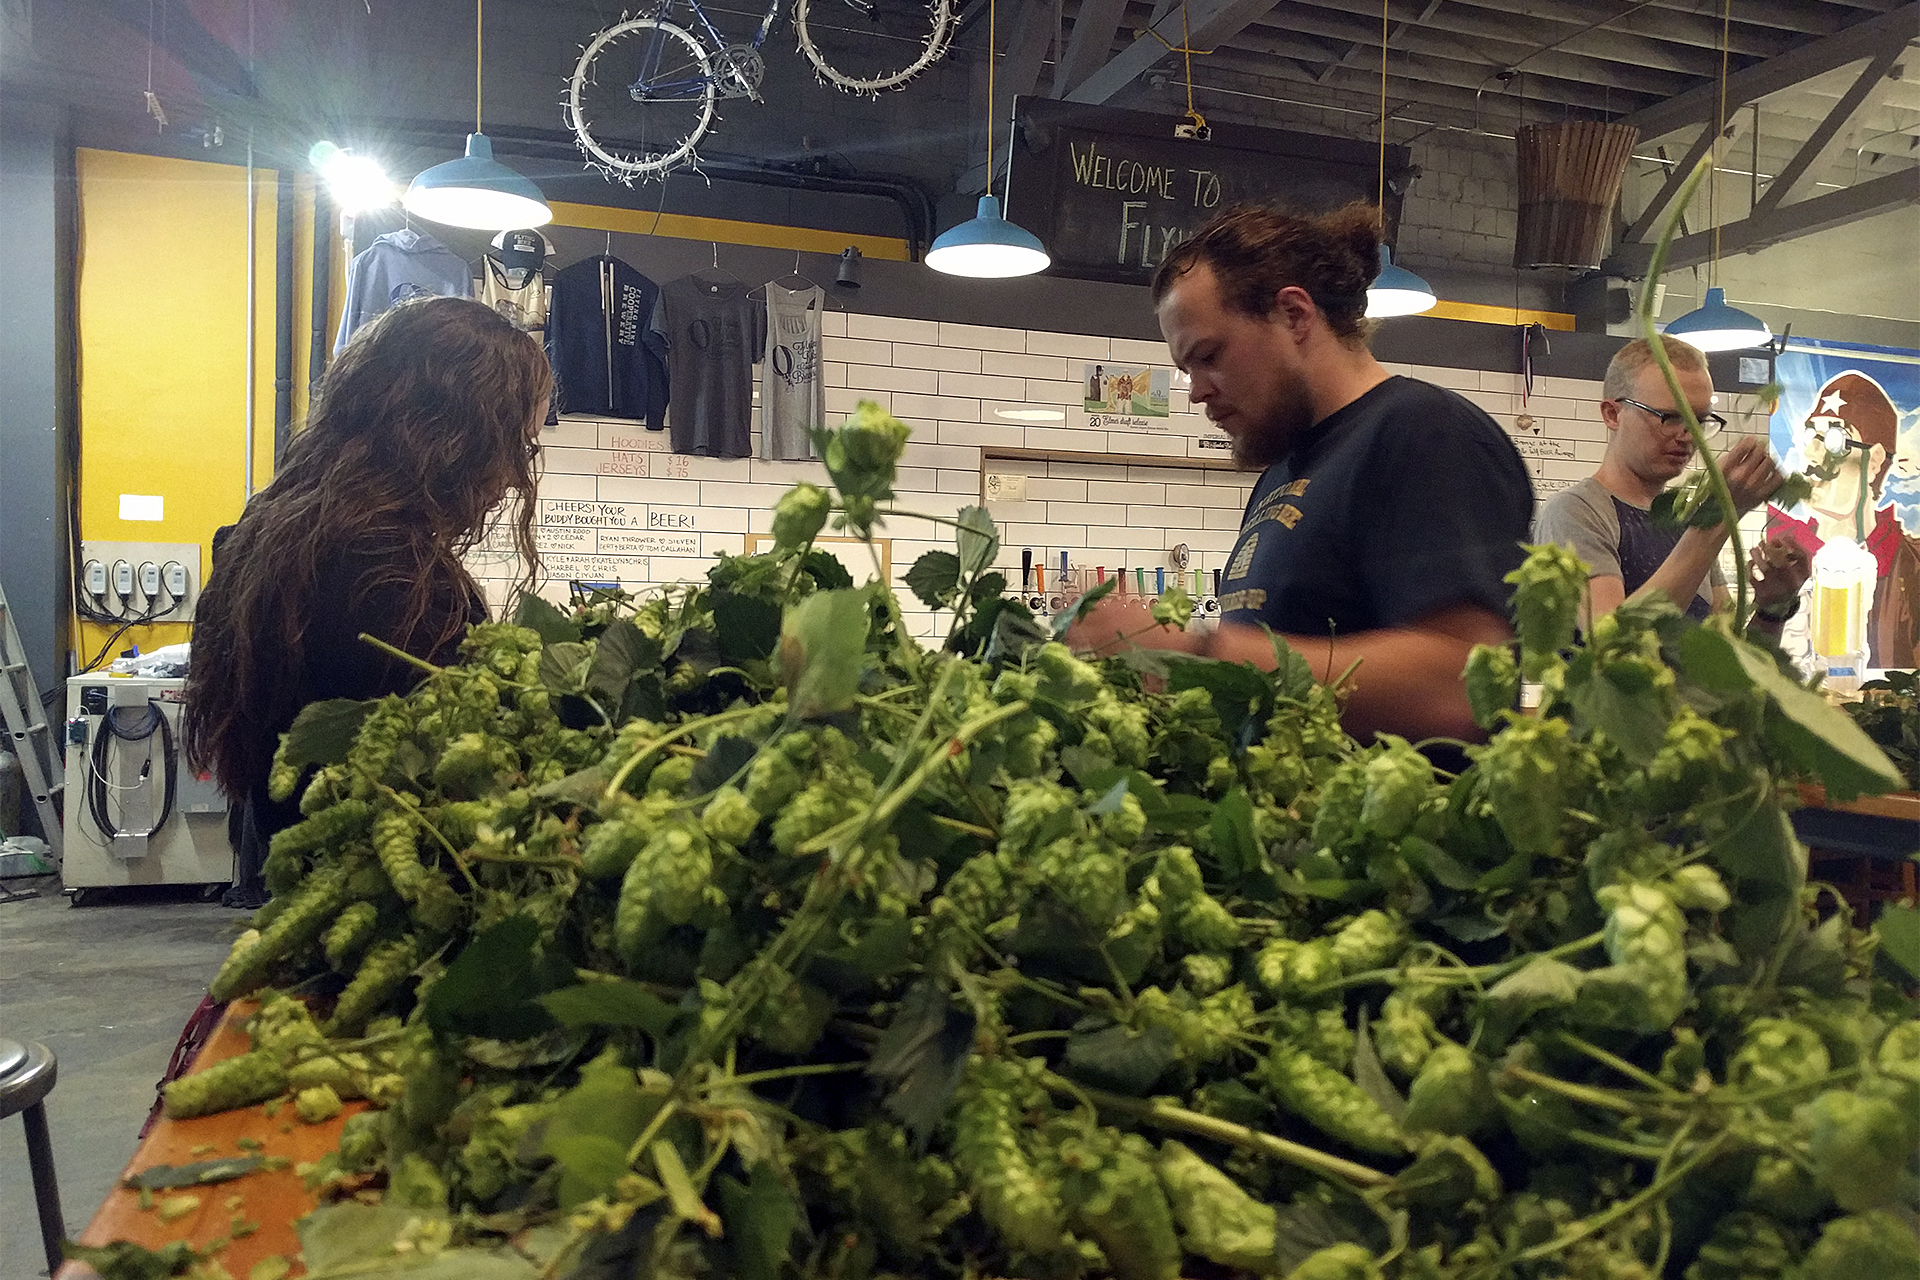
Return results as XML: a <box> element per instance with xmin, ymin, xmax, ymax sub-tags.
<box><xmin>1796</xmin><ymin>782</ymin><xmax>1920</xmax><ymax>824</ymax></box>
<box><xmin>58</xmin><ymin>1003</ymin><xmax>360</xmax><ymax>1280</ymax></box>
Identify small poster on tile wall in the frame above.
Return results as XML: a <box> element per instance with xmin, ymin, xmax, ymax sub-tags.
<box><xmin>1082</xmin><ymin>363</ymin><xmax>1169</xmax><ymax>416</ymax></box>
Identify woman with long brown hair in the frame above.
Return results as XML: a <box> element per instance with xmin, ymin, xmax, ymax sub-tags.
<box><xmin>184</xmin><ymin>296</ymin><xmax>549</xmax><ymax>905</ymax></box>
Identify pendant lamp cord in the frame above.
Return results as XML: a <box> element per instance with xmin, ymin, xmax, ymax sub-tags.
<box><xmin>987</xmin><ymin>0</ymin><xmax>996</xmax><ymax>197</ymax></box>
<box><xmin>1377</xmin><ymin>0</ymin><xmax>1387</xmax><ymax>211</ymax></box>
<box><xmin>1711</xmin><ymin>0</ymin><xmax>1728</xmax><ymax>290</ymax></box>
<box><xmin>476</xmin><ymin>0</ymin><xmax>485</xmax><ymax>133</ymax></box>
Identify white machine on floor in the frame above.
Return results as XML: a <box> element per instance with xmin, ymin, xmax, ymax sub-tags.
<box><xmin>62</xmin><ymin>675</ymin><xmax>232</xmax><ymax>890</ymax></box>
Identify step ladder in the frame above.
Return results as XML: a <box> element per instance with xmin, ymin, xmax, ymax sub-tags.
<box><xmin>0</xmin><ymin>578</ymin><xmax>64</xmax><ymax>862</ymax></box>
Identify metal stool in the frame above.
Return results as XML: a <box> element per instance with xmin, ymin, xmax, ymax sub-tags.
<box><xmin>0</xmin><ymin>1038</ymin><xmax>65</xmax><ymax>1276</ymax></box>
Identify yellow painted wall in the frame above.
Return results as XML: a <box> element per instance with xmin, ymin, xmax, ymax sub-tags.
<box><xmin>75</xmin><ymin>148</ymin><xmax>282</xmax><ymax>660</ymax></box>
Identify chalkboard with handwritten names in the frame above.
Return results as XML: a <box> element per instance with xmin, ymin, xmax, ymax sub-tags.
<box><xmin>1005</xmin><ymin>98</ymin><xmax>1412</xmax><ymax>286</ymax></box>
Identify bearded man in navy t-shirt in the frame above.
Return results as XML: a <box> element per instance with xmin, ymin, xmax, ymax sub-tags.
<box><xmin>1067</xmin><ymin>204</ymin><xmax>1532</xmax><ymax>746</ymax></box>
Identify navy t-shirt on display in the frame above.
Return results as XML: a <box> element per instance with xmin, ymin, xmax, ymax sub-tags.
<box><xmin>1218</xmin><ymin>376</ymin><xmax>1533</xmax><ymax>639</ymax></box>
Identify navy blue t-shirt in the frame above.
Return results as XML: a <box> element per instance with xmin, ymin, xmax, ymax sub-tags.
<box><xmin>1218</xmin><ymin>376</ymin><xmax>1532</xmax><ymax>638</ymax></box>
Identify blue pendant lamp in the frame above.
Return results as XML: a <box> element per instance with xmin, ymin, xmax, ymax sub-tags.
<box><xmin>1663</xmin><ymin>13</ymin><xmax>1769</xmax><ymax>354</ymax></box>
<box><xmin>1664</xmin><ymin>286</ymin><xmax>1771</xmax><ymax>352</ymax></box>
<box><xmin>1362</xmin><ymin>0</ymin><xmax>1435</xmax><ymax>318</ymax></box>
<box><xmin>403</xmin><ymin>0</ymin><xmax>551</xmax><ymax>231</ymax></box>
<box><xmin>926</xmin><ymin>0</ymin><xmax>1048</xmax><ymax>278</ymax></box>
<box><xmin>1366</xmin><ymin>245</ymin><xmax>1437</xmax><ymax>317</ymax></box>
<box><xmin>927</xmin><ymin>195</ymin><xmax>1049</xmax><ymax>277</ymax></box>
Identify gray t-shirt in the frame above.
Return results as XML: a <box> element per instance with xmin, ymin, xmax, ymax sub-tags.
<box><xmin>650</xmin><ymin>273</ymin><xmax>766</xmax><ymax>459</ymax></box>
<box><xmin>1534</xmin><ymin>476</ymin><xmax>1723</xmax><ymax>619</ymax></box>
<box><xmin>760</xmin><ymin>281</ymin><xmax>824</xmax><ymax>461</ymax></box>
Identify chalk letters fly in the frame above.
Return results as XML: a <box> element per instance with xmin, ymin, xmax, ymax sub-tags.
<box><xmin>1007</xmin><ymin>98</ymin><xmax>1412</xmax><ymax>286</ymax></box>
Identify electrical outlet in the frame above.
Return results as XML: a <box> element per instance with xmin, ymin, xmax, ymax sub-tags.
<box><xmin>84</xmin><ymin>559</ymin><xmax>107</xmax><ymax>597</ymax></box>
<box><xmin>81</xmin><ymin>541</ymin><xmax>202</xmax><ymax>621</ymax></box>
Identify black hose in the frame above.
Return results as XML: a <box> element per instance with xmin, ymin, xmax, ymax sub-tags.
<box><xmin>87</xmin><ymin>701</ymin><xmax>178</xmax><ymax>841</ymax></box>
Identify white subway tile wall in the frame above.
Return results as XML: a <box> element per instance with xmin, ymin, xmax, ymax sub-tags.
<box><xmin>473</xmin><ymin>317</ymin><xmax>1772</xmax><ymax>636</ymax></box>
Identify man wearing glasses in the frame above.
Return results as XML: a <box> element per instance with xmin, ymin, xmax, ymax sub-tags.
<box><xmin>1535</xmin><ymin>335</ymin><xmax>1808</xmax><ymax>636</ymax></box>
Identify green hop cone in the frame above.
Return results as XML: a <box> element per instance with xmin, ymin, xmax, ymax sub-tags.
<box><xmin>1506</xmin><ymin>543</ymin><xmax>1587</xmax><ymax>677</ymax></box>
<box><xmin>1801</xmin><ymin>1209</ymin><xmax>1920</xmax><ymax>1279</ymax></box>
<box><xmin>1463</xmin><ymin>642</ymin><xmax>1519</xmax><ymax>729</ymax></box>
<box><xmin>771</xmin><ymin>482</ymin><xmax>831</xmax><ymax>551</ymax></box>
<box><xmin>1805</xmin><ymin>1089</ymin><xmax>1919</xmax><ymax>1212</ymax></box>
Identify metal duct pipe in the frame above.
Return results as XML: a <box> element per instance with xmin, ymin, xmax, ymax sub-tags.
<box><xmin>273</xmin><ymin>171</ymin><xmax>295</xmax><ymax>466</ymax></box>
<box><xmin>370</xmin><ymin>121</ymin><xmax>935</xmax><ymax>259</ymax></box>
<box><xmin>308</xmin><ymin>187</ymin><xmax>331</xmax><ymax>409</ymax></box>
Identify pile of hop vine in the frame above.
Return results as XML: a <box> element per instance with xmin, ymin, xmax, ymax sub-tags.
<box><xmin>106</xmin><ymin>403</ymin><xmax>1918</xmax><ymax>1280</ymax></box>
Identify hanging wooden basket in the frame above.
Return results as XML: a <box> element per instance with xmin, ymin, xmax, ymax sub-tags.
<box><xmin>1514</xmin><ymin>121</ymin><xmax>1639</xmax><ymax>270</ymax></box>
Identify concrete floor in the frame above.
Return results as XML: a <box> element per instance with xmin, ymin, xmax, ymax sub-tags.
<box><xmin>2</xmin><ymin>877</ymin><xmax>241</xmax><ymax>1278</ymax></box>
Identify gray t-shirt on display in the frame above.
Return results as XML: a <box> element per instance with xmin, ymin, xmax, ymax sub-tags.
<box><xmin>650</xmin><ymin>273</ymin><xmax>766</xmax><ymax>458</ymax></box>
<box><xmin>1534</xmin><ymin>476</ymin><xmax>1723</xmax><ymax>620</ymax></box>
<box><xmin>760</xmin><ymin>281</ymin><xmax>825</xmax><ymax>460</ymax></box>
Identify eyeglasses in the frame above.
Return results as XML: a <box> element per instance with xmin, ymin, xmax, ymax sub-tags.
<box><xmin>1616</xmin><ymin>397</ymin><xmax>1726</xmax><ymax>437</ymax></box>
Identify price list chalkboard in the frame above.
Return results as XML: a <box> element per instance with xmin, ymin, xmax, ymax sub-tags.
<box><xmin>1006</xmin><ymin>98</ymin><xmax>1411</xmax><ymax>286</ymax></box>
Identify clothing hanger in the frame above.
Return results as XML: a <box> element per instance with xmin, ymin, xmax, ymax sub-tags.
<box><xmin>774</xmin><ymin>249</ymin><xmax>815</xmax><ymax>291</ymax></box>
<box><xmin>695</xmin><ymin>241</ymin><xmax>741</xmax><ymax>286</ymax></box>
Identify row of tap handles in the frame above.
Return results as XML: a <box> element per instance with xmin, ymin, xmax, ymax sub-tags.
<box><xmin>1017</xmin><ymin>548</ymin><xmax>1223</xmax><ymax>620</ymax></box>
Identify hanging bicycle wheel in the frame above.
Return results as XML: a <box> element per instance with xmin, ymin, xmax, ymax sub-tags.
<box><xmin>794</xmin><ymin>0</ymin><xmax>953</xmax><ymax>94</ymax></box>
<box><xmin>567</xmin><ymin>17</ymin><xmax>718</xmax><ymax>179</ymax></box>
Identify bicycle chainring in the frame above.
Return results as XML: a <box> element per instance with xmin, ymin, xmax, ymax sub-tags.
<box><xmin>711</xmin><ymin>45</ymin><xmax>766</xmax><ymax>100</ymax></box>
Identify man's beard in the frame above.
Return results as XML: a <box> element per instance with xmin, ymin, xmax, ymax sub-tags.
<box><xmin>1229</xmin><ymin>401</ymin><xmax>1310</xmax><ymax>471</ymax></box>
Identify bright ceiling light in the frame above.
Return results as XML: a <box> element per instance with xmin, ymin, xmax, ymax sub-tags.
<box><xmin>994</xmin><ymin>407</ymin><xmax>1066</xmax><ymax>421</ymax></box>
<box><xmin>405</xmin><ymin>133</ymin><xmax>552</xmax><ymax>230</ymax></box>
<box><xmin>1663</xmin><ymin>287</ymin><xmax>1772</xmax><ymax>353</ymax></box>
<box><xmin>309</xmin><ymin>141</ymin><xmax>395</xmax><ymax>214</ymax></box>
<box><xmin>927</xmin><ymin>195</ymin><xmax>1050</xmax><ymax>279</ymax></box>
<box><xmin>1365</xmin><ymin>245</ymin><xmax>1438</xmax><ymax>318</ymax></box>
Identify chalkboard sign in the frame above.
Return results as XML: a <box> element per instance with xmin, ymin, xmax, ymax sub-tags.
<box><xmin>1006</xmin><ymin>98</ymin><xmax>1412</xmax><ymax>286</ymax></box>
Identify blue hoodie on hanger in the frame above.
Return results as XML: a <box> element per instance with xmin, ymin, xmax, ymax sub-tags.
<box><xmin>334</xmin><ymin>228</ymin><xmax>473</xmax><ymax>354</ymax></box>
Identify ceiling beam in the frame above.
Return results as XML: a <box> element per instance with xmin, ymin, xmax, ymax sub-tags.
<box><xmin>1753</xmin><ymin>43</ymin><xmax>1904</xmax><ymax>214</ymax></box>
<box><xmin>1309</xmin><ymin>0</ymin><xmax>1443</xmax><ymax>85</ymax></box>
<box><xmin>1189</xmin><ymin>38</ymin><xmax>1662</xmax><ymax>117</ymax></box>
<box><xmin>1053</xmin><ymin>0</ymin><xmax>1133</xmax><ymax>95</ymax></box>
<box><xmin>1438</xmin><ymin>0</ymin><xmax>1796</xmax><ymax>56</ymax></box>
<box><xmin>1641</xmin><ymin>0</ymin><xmax>1852</xmax><ymax>37</ymax></box>
<box><xmin>1230</xmin><ymin>30</ymin><xmax>1669</xmax><ymax>115</ymax></box>
<box><xmin>1616</xmin><ymin>3</ymin><xmax>1920</xmax><ymax>141</ymax></box>
<box><xmin>1063</xmin><ymin>0</ymin><xmax>1283</xmax><ymax>103</ymax></box>
<box><xmin>1606</xmin><ymin>164</ymin><xmax>1919</xmax><ymax>275</ymax></box>
<box><xmin>1621</xmin><ymin>125</ymin><xmax>1724</xmax><ymax>243</ymax></box>
<box><xmin>1288</xmin><ymin>0</ymin><xmax>1736</xmax><ymax>79</ymax></box>
<box><xmin>1247</xmin><ymin>5</ymin><xmax>1697</xmax><ymax>99</ymax></box>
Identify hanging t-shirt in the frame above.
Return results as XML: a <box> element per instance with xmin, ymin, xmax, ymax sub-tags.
<box><xmin>547</xmin><ymin>256</ymin><xmax>669</xmax><ymax>429</ymax></box>
<box><xmin>334</xmin><ymin>228</ymin><xmax>472</xmax><ymax>353</ymax></box>
<box><xmin>476</xmin><ymin>256</ymin><xmax>549</xmax><ymax>339</ymax></box>
<box><xmin>760</xmin><ymin>280</ymin><xmax>824</xmax><ymax>460</ymax></box>
<box><xmin>650</xmin><ymin>273</ymin><xmax>766</xmax><ymax>458</ymax></box>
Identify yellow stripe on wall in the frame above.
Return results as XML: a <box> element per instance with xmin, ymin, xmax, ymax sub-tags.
<box><xmin>1425</xmin><ymin>299</ymin><xmax>1575</xmax><ymax>331</ymax></box>
<box><xmin>546</xmin><ymin>201</ymin><xmax>912</xmax><ymax>261</ymax></box>
<box><xmin>75</xmin><ymin>148</ymin><xmax>282</xmax><ymax>658</ymax></box>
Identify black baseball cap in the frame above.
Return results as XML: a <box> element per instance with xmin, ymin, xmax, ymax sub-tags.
<box><xmin>490</xmin><ymin>228</ymin><xmax>552</xmax><ymax>272</ymax></box>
